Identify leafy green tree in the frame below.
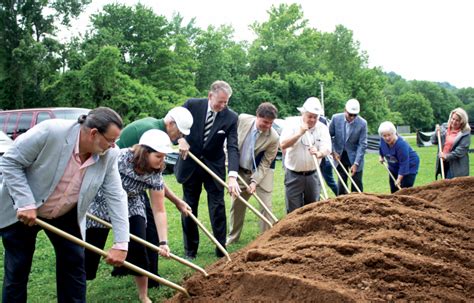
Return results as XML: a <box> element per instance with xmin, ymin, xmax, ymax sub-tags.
<box><xmin>463</xmin><ymin>103</ymin><xmax>474</xmax><ymax>120</ymax></box>
<box><xmin>319</xmin><ymin>25</ymin><xmax>367</xmax><ymax>85</ymax></box>
<box><xmin>44</xmin><ymin>46</ymin><xmax>168</xmax><ymax>123</ymax></box>
<box><xmin>194</xmin><ymin>25</ymin><xmax>247</xmax><ymax>94</ymax></box>
<box><xmin>0</xmin><ymin>0</ymin><xmax>91</xmax><ymax>109</ymax></box>
<box><xmin>456</xmin><ymin>87</ymin><xmax>474</xmax><ymax>105</ymax></box>
<box><xmin>351</xmin><ymin>68</ymin><xmax>389</xmax><ymax>132</ymax></box>
<box><xmin>82</xmin><ymin>3</ymin><xmax>198</xmax><ymax>102</ymax></box>
<box><xmin>394</xmin><ymin>92</ymin><xmax>433</xmax><ymax>130</ymax></box>
<box><xmin>248</xmin><ymin>3</ymin><xmax>323</xmax><ymax>79</ymax></box>
<box><xmin>383</xmin><ymin>72</ymin><xmax>411</xmax><ymax>110</ymax></box>
<box><xmin>410</xmin><ymin>81</ymin><xmax>461</xmax><ymax>125</ymax></box>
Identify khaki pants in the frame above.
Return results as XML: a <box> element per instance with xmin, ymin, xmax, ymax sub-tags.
<box><xmin>227</xmin><ymin>170</ymin><xmax>273</xmax><ymax>245</ymax></box>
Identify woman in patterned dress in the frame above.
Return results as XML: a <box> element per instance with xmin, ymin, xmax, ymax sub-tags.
<box><xmin>85</xmin><ymin>129</ymin><xmax>175</xmax><ymax>303</ymax></box>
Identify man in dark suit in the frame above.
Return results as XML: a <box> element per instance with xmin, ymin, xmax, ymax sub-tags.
<box><xmin>174</xmin><ymin>80</ymin><xmax>240</xmax><ymax>259</ymax></box>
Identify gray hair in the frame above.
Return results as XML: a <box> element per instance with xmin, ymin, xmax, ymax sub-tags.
<box><xmin>210</xmin><ymin>80</ymin><xmax>232</xmax><ymax>97</ymax></box>
<box><xmin>78</xmin><ymin>107</ymin><xmax>123</xmax><ymax>133</ymax></box>
<box><xmin>378</xmin><ymin>121</ymin><xmax>397</xmax><ymax>136</ymax></box>
<box><xmin>449</xmin><ymin>107</ymin><xmax>470</xmax><ymax>132</ymax></box>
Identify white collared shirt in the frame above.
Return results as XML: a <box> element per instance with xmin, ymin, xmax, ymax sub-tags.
<box><xmin>280</xmin><ymin>117</ymin><xmax>332</xmax><ymax>172</ymax></box>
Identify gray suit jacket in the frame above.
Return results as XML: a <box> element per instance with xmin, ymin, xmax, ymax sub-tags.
<box><xmin>431</xmin><ymin>123</ymin><xmax>471</xmax><ymax>178</ymax></box>
<box><xmin>0</xmin><ymin>119</ymin><xmax>129</xmax><ymax>243</ymax></box>
<box><xmin>329</xmin><ymin>113</ymin><xmax>368</xmax><ymax>172</ymax></box>
<box><xmin>237</xmin><ymin>114</ymin><xmax>279</xmax><ymax>192</ymax></box>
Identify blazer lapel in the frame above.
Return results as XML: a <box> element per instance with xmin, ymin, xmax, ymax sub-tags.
<box><xmin>238</xmin><ymin>118</ymin><xmax>254</xmax><ymax>150</ymax></box>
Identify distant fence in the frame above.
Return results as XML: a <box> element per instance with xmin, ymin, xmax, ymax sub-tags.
<box><xmin>397</xmin><ymin>125</ymin><xmax>410</xmax><ymax>134</ymax></box>
<box><xmin>366</xmin><ymin>135</ymin><xmax>380</xmax><ymax>154</ymax></box>
<box><xmin>416</xmin><ymin>130</ymin><xmax>435</xmax><ymax>147</ymax></box>
<box><xmin>417</xmin><ymin>129</ymin><xmax>473</xmax><ymax>153</ymax></box>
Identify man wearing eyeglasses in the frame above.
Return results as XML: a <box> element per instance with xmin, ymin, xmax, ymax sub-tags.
<box><xmin>329</xmin><ymin>98</ymin><xmax>368</xmax><ymax>195</ymax></box>
<box><xmin>280</xmin><ymin>97</ymin><xmax>332</xmax><ymax>213</ymax></box>
<box><xmin>0</xmin><ymin>107</ymin><xmax>129</xmax><ymax>302</ymax></box>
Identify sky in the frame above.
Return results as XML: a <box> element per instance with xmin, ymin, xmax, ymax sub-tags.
<box><xmin>65</xmin><ymin>0</ymin><xmax>474</xmax><ymax>88</ymax></box>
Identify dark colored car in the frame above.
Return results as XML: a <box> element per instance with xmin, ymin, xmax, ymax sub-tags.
<box><xmin>163</xmin><ymin>152</ymin><xmax>179</xmax><ymax>175</ymax></box>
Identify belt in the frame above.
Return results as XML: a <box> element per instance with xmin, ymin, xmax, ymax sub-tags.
<box><xmin>239</xmin><ymin>167</ymin><xmax>253</xmax><ymax>174</ymax></box>
<box><xmin>288</xmin><ymin>169</ymin><xmax>316</xmax><ymax>176</ymax></box>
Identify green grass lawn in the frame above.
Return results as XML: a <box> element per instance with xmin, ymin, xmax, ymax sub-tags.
<box><xmin>1</xmin><ymin>137</ymin><xmax>473</xmax><ymax>302</ymax></box>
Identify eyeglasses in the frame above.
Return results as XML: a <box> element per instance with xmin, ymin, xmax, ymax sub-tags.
<box><xmin>348</xmin><ymin>113</ymin><xmax>358</xmax><ymax>117</ymax></box>
<box><xmin>99</xmin><ymin>132</ymin><xmax>118</xmax><ymax>146</ymax></box>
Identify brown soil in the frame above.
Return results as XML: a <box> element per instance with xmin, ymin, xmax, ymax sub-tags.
<box><xmin>169</xmin><ymin>177</ymin><xmax>474</xmax><ymax>302</ymax></box>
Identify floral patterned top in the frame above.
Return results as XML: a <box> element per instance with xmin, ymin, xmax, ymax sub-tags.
<box><xmin>87</xmin><ymin>149</ymin><xmax>163</xmax><ymax>229</ymax></box>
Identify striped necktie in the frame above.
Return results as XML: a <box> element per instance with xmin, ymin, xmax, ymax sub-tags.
<box><xmin>203</xmin><ymin>111</ymin><xmax>215</xmax><ymax>142</ymax></box>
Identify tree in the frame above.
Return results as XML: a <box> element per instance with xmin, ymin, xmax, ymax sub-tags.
<box><xmin>81</xmin><ymin>3</ymin><xmax>198</xmax><ymax>102</ymax></box>
<box><xmin>319</xmin><ymin>25</ymin><xmax>367</xmax><ymax>85</ymax></box>
<box><xmin>194</xmin><ymin>25</ymin><xmax>247</xmax><ymax>94</ymax></box>
<box><xmin>456</xmin><ymin>87</ymin><xmax>474</xmax><ymax>105</ymax></box>
<box><xmin>248</xmin><ymin>3</ymin><xmax>323</xmax><ymax>79</ymax></box>
<box><xmin>394</xmin><ymin>92</ymin><xmax>433</xmax><ymax>130</ymax></box>
<box><xmin>0</xmin><ymin>0</ymin><xmax>91</xmax><ymax>109</ymax></box>
<box><xmin>351</xmin><ymin>67</ymin><xmax>389</xmax><ymax>133</ymax></box>
<box><xmin>410</xmin><ymin>81</ymin><xmax>461</xmax><ymax>125</ymax></box>
<box><xmin>44</xmin><ymin>46</ymin><xmax>168</xmax><ymax>123</ymax></box>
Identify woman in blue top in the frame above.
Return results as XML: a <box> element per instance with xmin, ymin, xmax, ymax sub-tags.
<box><xmin>378</xmin><ymin>121</ymin><xmax>420</xmax><ymax>193</ymax></box>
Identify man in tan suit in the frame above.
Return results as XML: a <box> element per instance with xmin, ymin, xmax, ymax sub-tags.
<box><xmin>227</xmin><ymin>102</ymin><xmax>279</xmax><ymax>245</ymax></box>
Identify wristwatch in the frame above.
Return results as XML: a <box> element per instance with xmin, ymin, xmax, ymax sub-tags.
<box><xmin>159</xmin><ymin>240</ymin><xmax>168</xmax><ymax>245</ymax></box>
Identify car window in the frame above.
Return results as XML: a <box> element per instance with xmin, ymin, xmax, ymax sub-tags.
<box><xmin>0</xmin><ymin>114</ymin><xmax>6</xmax><ymax>132</ymax></box>
<box><xmin>36</xmin><ymin>112</ymin><xmax>52</xmax><ymax>124</ymax></box>
<box><xmin>5</xmin><ymin>113</ymin><xmax>19</xmax><ymax>138</ymax></box>
<box><xmin>17</xmin><ymin>112</ymin><xmax>34</xmax><ymax>135</ymax></box>
<box><xmin>53</xmin><ymin>109</ymin><xmax>90</xmax><ymax>120</ymax></box>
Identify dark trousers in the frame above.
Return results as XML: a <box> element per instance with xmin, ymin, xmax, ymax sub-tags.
<box><xmin>320</xmin><ymin>157</ymin><xmax>338</xmax><ymax>195</ymax></box>
<box><xmin>1</xmin><ymin>208</ymin><xmax>86</xmax><ymax>303</ymax></box>
<box><xmin>143</xmin><ymin>194</ymin><xmax>160</xmax><ymax>287</ymax></box>
<box><xmin>389</xmin><ymin>172</ymin><xmax>417</xmax><ymax>193</ymax></box>
<box><xmin>84</xmin><ymin>227</ymin><xmax>109</xmax><ymax>280</ymax></box>
<box><xmin>336</xmin><ymin>151</ymin><xmax>364</xmax><ymax>195</ymax></box>
<box><xmin>85</xmin><ymin>216</ymin><xmax>151</xmax><ymax>279</ymax></box>
<box><xmin>181</xmin><ymin>165</ymin><xmax>226</xmax><ymax>258</ymax></box>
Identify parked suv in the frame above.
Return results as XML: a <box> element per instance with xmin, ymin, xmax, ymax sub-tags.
<box><xmin>0</xmin><ymin>107</ymin><xmax>90</xmax><ymax>139</ymax></box>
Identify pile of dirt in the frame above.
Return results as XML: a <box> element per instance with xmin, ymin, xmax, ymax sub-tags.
<box><xmin>170</xmin><ymin>177</ymin><xmax>474</xmax><ymax>302</ymax></box>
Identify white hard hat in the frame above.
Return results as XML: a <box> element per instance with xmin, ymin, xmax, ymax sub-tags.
<box><xmin>139</xmin><ymin>129</ymin><xmax>174</xmax><ymax>154</ymax></box>
<box><xmin>297</xmin><ymin>97</ymin><xmax>322</xmax><ymax>115</ymax></box>
<box><xmin>167</xmin><ymin>107</ymin><xmax>193</xmax><ymax>135</ymax></box>
<box><xmin>345</xmin><ymin>98</ymin><xmax>360</xmax><ymax>114</ymax></box>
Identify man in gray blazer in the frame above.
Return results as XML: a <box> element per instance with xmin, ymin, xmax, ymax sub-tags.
<box><xmin>0</xmin><ymin>107</ymin><xmax>130</xmax><ymax>303</ymax></box>
<box><xmin>329</xmin><ymin>99</ymin><xmax>368</xmax><ymax>195</ymax></box>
